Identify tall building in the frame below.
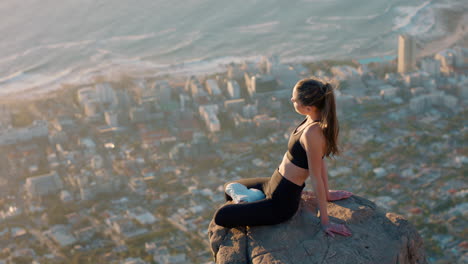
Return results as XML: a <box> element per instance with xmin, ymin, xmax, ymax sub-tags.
<box><xmin>95</xmin><ymin>83</ymin><xmax>117</xmax><ymax>108</ymax></box>
<box><xmin>154</xmin><ymin>80</ymin><xmax>172</xmax><ymax>102</ymax></box>
<box><xmin>205</xmin><ymin>79</ymin><xmax>222</xmax><ymax>97</ymax></box>
<box><xmin>25</xmin><ymin>171</ymin><xmax>63</xmax><ymax>198</ymax></box>
<box><xmin>420</xmin><ymin>58</ymin><xmax>441</xmax><ymax>77</ymax></box>
<box><xmin>198</xmin><ymin>105</ymin><xmax>220</xmax><ymax>133</ymax></box>
<box><xmin>185</xmin><ymin>76</ymin><xmax>206</xmax><ymax>98</ymax></box>
<box><xmin>244</xmin><ymin>73</ymin><xmax>278</xmax><ymax>98</ymax></box>
<box><xmin>227</xmin><ymin>80</ymin><xmax>241</xmax><ymax>99</ymax></box>
<box><xmin>398</xmin><ymin>34</ymin><xmax>416</xmax><ymax>73</ymax></box>
<box><xmin>104</xmin><ymin>111</ymin><xmax>118</xmax><ymax>126</ymax></box>
<box><xmin>260</xmin><ymin>55</ymin><xmax>280</xmax><ymax>74</ymax></box>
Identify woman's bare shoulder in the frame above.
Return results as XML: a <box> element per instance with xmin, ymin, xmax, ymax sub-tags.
<box><xmin>301</xmin><ymin>123</ymin><xmax>326</xmax><ymax>151</ymax></box>
<box><xmin>302</xmin><ymin>123</ymin><xmax>323</xmax><ymax>138</ymax></box>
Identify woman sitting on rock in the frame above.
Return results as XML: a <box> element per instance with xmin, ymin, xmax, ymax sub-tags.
<box><xmin>214</xmin><ymin>78</ymin><xmax>352</xmax><ymax>237</ymax></box>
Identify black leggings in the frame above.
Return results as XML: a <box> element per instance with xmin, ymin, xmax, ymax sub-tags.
<box><xmin>213</xmin><ymin>168</ymin><xmax>305</xmax><ymax>228</ymax></box>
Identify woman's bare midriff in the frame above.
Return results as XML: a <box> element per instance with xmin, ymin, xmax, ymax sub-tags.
<box><xmin>278</xmin><ymin>152</ymin><xmax>309</xmax><ymax>186</ymax></box>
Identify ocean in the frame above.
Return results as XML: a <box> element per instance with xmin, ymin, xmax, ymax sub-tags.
<box><xmin>0</xmin><ymin>0</ymin><xmax>465</xmax><ymax>97</ymax></box>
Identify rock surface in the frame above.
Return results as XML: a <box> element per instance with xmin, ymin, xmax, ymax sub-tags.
<box><xmin>208</xmin><ymin>195</ymin><xmax>427</xmax><ymax>264</ymax></box>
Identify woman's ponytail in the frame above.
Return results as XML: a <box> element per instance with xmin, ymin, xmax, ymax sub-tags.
<box><xmin>320</xmin><ymin>83</ymin><xmax>339</xmax><ymax>157</ymax></box>
<box><xmin>295</xmin><ymin>78</ymin><xmax>340</xmax><ymax>157</ymax></box>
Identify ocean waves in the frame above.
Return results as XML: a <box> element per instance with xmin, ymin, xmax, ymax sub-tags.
<box><xmin>305</xmin><ymin>17</ymin><xmax>342</xmax><ymax>31</ymax></box>
<box><xmin>235</xmin><ymin>21</ymin><xmax>280</xmax><ymax>34</ymax></box>
<box><xmin>0</xmin><ymin>54</ymin><xmax>263</xmax><ymax>99</ymax></box>
<box><xmin>0</xmin><ymin>0</ymin><xmax>463</xmax><ymax>99</ymax></box>
<box><xmin>392</xmin><ymin>0</ymin><xmax>435</xmax><ymax>35</ymax></box>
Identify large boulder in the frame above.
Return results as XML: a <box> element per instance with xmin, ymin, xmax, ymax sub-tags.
<box><xmin>208</xmin><ymin>195</ymin><xmax>427</xmax><ymax>264</ymax></box>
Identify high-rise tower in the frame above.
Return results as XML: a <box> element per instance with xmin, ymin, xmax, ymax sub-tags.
<box><xmin>398</xmin><ymin>34</ymin><xmax>416</xmax><ymax>73</ymax></box>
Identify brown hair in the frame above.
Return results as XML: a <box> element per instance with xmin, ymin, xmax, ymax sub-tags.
<box><xmin>294</xmin><ymin>78</ymin><xmax>339</xmax><ymax>157</ymax></box>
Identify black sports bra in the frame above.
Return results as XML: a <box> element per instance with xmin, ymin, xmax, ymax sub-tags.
<box><xmin>286</xmin><ymin>118</ymin><xmax>323</xmax><ymax>169</ymax></box>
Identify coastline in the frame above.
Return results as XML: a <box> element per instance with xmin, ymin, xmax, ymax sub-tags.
<box><xmin>417</xmin><ymin>11</ymin><xmax>468</xmax><ymax>58</ymax></box>
<box><xmin>1</xmin><ymin>9</ymin><xmax>467</xmax><ymax>104</ymax></box>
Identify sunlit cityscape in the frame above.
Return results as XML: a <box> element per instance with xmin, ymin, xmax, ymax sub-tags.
<box><xmin>0</xmin><ymin>1</ymin><xmax>467</xmax><ymax>263</ymax></box>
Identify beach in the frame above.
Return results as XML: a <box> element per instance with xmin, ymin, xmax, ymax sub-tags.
<box><xmin>1</xmin><ymin>0</ymin><xmax>466</xmax><ymax>103</ymax></box>
<box><xmin>417</xmin><ymin>10</ymin><xmax>468</xmax><ymax>58</ymax></box>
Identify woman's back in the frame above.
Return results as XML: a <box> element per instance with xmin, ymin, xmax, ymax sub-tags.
<box><xmin>279</xmin><ymin>118</ymin><xmax>325</xmax><ymax>186</ymax></box>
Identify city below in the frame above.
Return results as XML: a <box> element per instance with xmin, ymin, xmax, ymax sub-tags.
<box><xmin>0</xmin><ymin>35</ymin><xmax>466</xmax><ymax>264</ymax></box>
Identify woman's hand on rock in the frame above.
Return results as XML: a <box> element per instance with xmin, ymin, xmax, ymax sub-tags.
<box><xmin>322</xmin><ymin>222</ymin><xmax>352</xmax><ymax>237</ymax></box>
<box><xmin>327</xmin><ymin>190</ymin><xmax>353</xmax><ymax>201</ymax></box>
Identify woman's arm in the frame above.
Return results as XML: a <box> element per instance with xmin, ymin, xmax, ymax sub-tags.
<box><xmin>303</xmin><ymin>126</ymin><xmax>352</xmax><ymax>237</ymax></box>
<box><xmin>321</xmin><ymin>159</ymin><xmax>331</xmax><ymax>201</ymax></box>
<box><xmin>302</xmin><ymin>125</ymin><xmax>329</xmax><ymax>226</ymax></box>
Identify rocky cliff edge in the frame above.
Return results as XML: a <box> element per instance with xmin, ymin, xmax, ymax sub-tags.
<box><xmin>208</xmin><ymin>195</ymin><xmax>427</xmax><ymax>264</ymax></box>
